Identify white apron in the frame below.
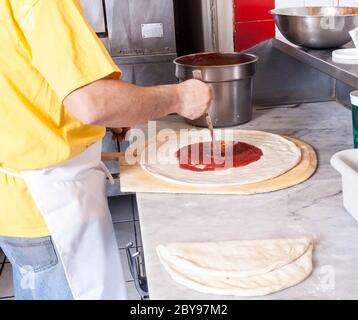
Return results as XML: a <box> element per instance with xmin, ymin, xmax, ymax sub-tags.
<box><xmin>0</xmin><ymin>141</ymin><xmax>127</xmax><ymax>300</ymax></box>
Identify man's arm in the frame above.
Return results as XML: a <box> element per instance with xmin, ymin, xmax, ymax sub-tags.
<box><xmin>63</xmin><ymin>78</ymin><xmax>212</xmax><ymax>128</ymax></box>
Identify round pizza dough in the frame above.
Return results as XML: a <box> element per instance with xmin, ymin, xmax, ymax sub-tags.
<box><xmin>157</xmin><ymin>238</ymin><xmax>313</xmax><ymax>297</ymax></box>
<box><xmin>140</xmin><ymin>130</ymin><xmax>302</xmax><ymax>186</ymax></box>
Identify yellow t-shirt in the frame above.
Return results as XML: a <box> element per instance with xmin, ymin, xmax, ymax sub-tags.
<box><xmin>0</xmin><ymin>0</ymin><xmax>121</xmax><ymax>237</ymax></box>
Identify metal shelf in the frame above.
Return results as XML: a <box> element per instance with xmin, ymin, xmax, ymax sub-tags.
<box><xmin>272</xmin><ymin>38</ymin><xmax>358</xmax><ymax>89</ymax></box>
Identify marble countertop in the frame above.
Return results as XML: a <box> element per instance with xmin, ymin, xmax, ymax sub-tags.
<box><xmin>135</xmin><ymin>101</ymin><xmax>358</xmax><ymax>300</ymax></box>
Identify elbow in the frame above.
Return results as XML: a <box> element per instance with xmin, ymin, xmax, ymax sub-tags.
<box><xmin>64</xmin><ymin>91</ymin><xmax>104</xmax><ymax>126</ymax></box>
<box><xmin>78</xmin><ymin>107</ymin><xmax>103</xmax><ymax>126</ymax></box>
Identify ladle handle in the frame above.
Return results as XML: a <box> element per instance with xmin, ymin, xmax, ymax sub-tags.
<box><xmin>192</xmin><ymin>70</ymin><xmax>216</xmax><ymax>143</ymax></box>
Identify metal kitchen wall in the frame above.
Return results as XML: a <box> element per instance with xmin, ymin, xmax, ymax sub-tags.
<box><xmin>81</xmin><ymin>0</ymin><xmax>177</xmax><ymax>86</ymax></box>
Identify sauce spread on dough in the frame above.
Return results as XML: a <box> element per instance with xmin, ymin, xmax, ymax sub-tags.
<box><xmin>176</xmin><ymin>141</ymin><xmax>263</xmax><ymax>172</ymax></box>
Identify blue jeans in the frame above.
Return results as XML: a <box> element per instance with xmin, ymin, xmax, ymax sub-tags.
<box><xmin>0</xmin><ymin>236</ymin><xmax>73</xmax><ymax>300</ymax></box>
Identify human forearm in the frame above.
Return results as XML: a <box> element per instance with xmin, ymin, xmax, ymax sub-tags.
<box><xmin>65</xmin><ymin>80</ymin><xmax>178</xmax><ymax>127</ymax></box>
<box><xmin>64</xmin><ymin>78</ymin><xmax>212</xmax><ymax>128</ymax></box>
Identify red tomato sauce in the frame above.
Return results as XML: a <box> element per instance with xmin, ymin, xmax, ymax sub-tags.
<box><xmin>176</xmin><ymin>141</ymin><xmax>263</xmax><ymax>172</ymax></box>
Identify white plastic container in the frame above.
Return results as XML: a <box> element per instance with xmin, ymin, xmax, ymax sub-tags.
<box><xmin>331</xmin><ymin>149</ymin><xmax>358</xmax><ymax>222</ymax></box>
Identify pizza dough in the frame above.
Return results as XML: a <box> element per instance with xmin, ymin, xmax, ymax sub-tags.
<box><xmin>141</xmin><ymin>130</ymin><xmax>302</xmax><ymax>186</ymax></box>
<box><xmin>157</xmin><ymin>238</ymin><xmax>313</xmax><ymax>297</ymax></box>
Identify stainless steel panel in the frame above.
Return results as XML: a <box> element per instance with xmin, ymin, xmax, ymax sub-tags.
<box><xmin>117</xmin><ymin>64</ymin><xmax>135</xmax><ymax>84</ymax></box>
<box><xmin>113</xmin><ymin>55</ymin><xmax>177</xmax><ymax>86</ymax></box>
<box><xmin>105</xmin><ymin>0</ymin><xmax>176</xmax><ymax>56</ymax></box>
<box><xmin>81</xmin><ymin>0</ymin><xmax>107</xmax><ymax>35</ymax></box>
<box><xmin>248</xmin><ymin>40</ymin><xmax>335</xmax><ymax>106</ymax></box>
<box><xmin>113</xmin><ymin>53</ymin><xmax>177</xmax><ymax>65</ymax></box>
<box><xmin>133</xmin><ymin>62</ymin><xmax>176</xmax><ymax>86</ymax></box>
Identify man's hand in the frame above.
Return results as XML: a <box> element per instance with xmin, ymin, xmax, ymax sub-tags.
<box><xmin>175</xmin><ymin>79</ymin><xmax>213</xmax><ymax>120</ymax></box>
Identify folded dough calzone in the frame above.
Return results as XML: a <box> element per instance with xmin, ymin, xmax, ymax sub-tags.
<box><xmin>157</xmin><ymin>238</ymin><xmax>313</xmax><ymax>297</ymax></box>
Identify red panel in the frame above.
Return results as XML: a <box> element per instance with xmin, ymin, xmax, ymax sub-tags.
<box><xmin>234</xmin><ymin>0</ymin><xmax>275</xmax><ymax>22</ymax></box>
<box><xmin>235</xmin><ymin>20</ymin><xmax>275</xmax><ymax>51</ymax></box>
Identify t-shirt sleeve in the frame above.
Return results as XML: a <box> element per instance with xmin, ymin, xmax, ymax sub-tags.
<box><xmin>17</xmin><ymin>0</ymin><xmax>121</xmax><ymax>101</ymax></box>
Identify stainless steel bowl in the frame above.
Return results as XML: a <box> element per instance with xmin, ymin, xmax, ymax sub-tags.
<box><xmin>174</xmin><ymin>52</ymin><xmax>258</xmax><ymax>128</ymax></box>
<box><xmin>270</xmin><ymin>7</ymin><xmax>358</xmax><ymax>49</ymax></box>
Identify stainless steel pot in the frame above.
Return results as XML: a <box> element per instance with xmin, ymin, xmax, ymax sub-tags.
<box><xmin>271</xmin><ymin>7</ymin><xmax>358</xmax><ymax>49</ymax></box>
<box><xmin>174</xmin><ymin>52</ymin><xmax>258</xmax><ymax>128</ymax></box>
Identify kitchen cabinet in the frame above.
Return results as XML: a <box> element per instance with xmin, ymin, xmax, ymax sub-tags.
<box><xmin>235</xmin><ymin>0</ymin><xmax>275</xmax><ymax>21</ymax></box>
<box><xmin>234</xmin><ymin>0</ymin><xmax>275</xmax><ymax>51</ymax></box>
<box><xmin>105</xmin><ymin>0</ymin><xmax>176</xmax><ymax>56</ymax></box>
<box><xmin>235</xmin><ymin>20</ymin><xmax>275</xmax><ymax>51</ymax></box>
